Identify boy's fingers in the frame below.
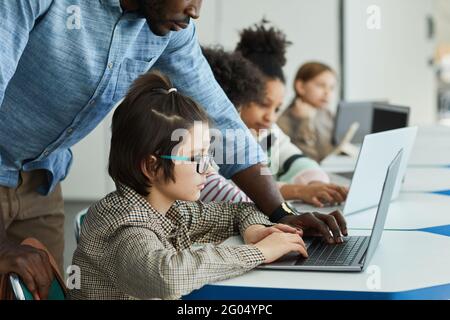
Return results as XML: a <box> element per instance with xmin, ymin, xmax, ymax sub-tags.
<box><xmin>292</xmin><ymin>243</ymin><xmax>308</xmax><ymax>258</ymax></box>
<box><xmin>268</xmin><ymin>227</ymin><xmax>283</xmax><ymax>234</ymax></box>
<box><xmin>274</xmin><ymin>224</ymin><xmax>298</xmax><ymax>234</ymax></box>
<box><xmin>287</xmin><ymin>233</ymin><xmax>306</xmax><ymax>250</ymax></box>
<box><xmin>260</xmin><ymin>228</ymin><xmax>278</xmax><ymax>239</ymax></box>
<box><xmin>298</xmin><ymin>236</ymin><xmax>306</xmax><ymax>249</ymax></box>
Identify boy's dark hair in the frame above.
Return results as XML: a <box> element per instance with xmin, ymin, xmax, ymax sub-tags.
<box><xmin>235</xmin><ymin>19</ymin><xmax>292</xmax><ymax>83</ymax></box>
<box><xmin>202</xmin><ymin>46</ymin><xmax>266</xmax><ymax>108</ymax></box>
<box><xmin>108</xmin><ymin>71</ymin><xmax>210</xmax><ymax>196</ymax></box>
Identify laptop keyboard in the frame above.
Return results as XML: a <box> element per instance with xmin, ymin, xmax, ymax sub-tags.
<box><xmin>295</xmin><ymin>236</ymin><xmax>369</xmax><ymax>266</ymax></box>
<box><xmin>337</xmin><ymin>171</ymin><xmax>354</xmax><ymax>180</ymax></box>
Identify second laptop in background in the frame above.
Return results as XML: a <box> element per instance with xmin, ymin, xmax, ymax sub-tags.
<box><xmin>333</xmin><ymin>101</ymin><xmax>410</xmax><ymax>145</ymax></box>
<box><xmin>292</xmin><ymin>127</ymin><xmax>418</xmax><ymax>216</ymax></box>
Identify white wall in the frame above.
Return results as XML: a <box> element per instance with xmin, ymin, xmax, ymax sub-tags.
<box><xmin>62</xmin><ymin>107</ymin><xmax>115</xmax><ymax>201</ymax></box>
<box><xmin>196</xmin><ymin>0</ymin><xmax>340</xmax><ymax>110</ymax></box>
<box><xmin>435</xmin><ymin>0</ymin><xmax>450</xmax><ymax>45</ymax></box>
<box><xmin>344</xmin><ymin>0</ymin><xmax>437</xmax><ymax>125</ymax></box>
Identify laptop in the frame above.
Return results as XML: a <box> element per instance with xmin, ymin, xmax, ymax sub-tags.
<box><xmin>258</xmin><ymin>149</ymin><xmax>403</xmax><ymax>272</ymax></box>
<box><xmin>333</xmin><ymin>101</ymin><xmax>375</xmax><ymax>145</ymax></box>
<box><xmin>371</xmin><ymin>103</ymin><xmax>410</xmax><ymax>134</ymax></box>
<box><xmin>333</xmin><ymin>101</ymin><xmax>410</xmax><ymax>146</ymax></box>
<box><xmin>293</xmin><ymin>127</ymin><xmax>417</xmax><ymax>216</ymax></box>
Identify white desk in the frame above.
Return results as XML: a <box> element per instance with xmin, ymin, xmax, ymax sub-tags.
<box><xmin>345</xmin><ymin>193</ymin><xmax>450</xmax><ymax>232</ymax></box>
<box><xmin>321</xmin><ymin>125</ymin><xmax>450</xmax><ymax>170</ymax></box>
<box><xmin>409</xmin><ymin>137</ymin><xmax>450</xmax><ymax>167</ymax></box>
<box><xmin>321</xmin><ymin>155</ymin><xmax>357</xmax><ymax>173</ymax></box>
<box><xmin>186</xmin><ymin>125</ymin><xmax>450</xmax><ymax>300</ymax></box>
<box><xmin>402</xmin><ymin>168</ymin><xmax>450</xmax><ymax>192</ymax></box>
<box><xmin>292</xmin><ymin>193</ymin><xmax>450</xmax><ymax>233</ymax></box>
<box><xmin>185</xmin><ymin>231</ymin><xmax>450</xmax><ymax>300</ymax></box>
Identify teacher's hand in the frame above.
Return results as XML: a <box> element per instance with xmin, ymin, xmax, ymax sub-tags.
<box><xmin>279</xmin><ymin>210</ymin><xmax>348</xmax><ymax>244</ymax></box>
<box><xmin>0</xmin><ymin>240</ymin><xmax>54</xmax><ymax>300</ymax></box>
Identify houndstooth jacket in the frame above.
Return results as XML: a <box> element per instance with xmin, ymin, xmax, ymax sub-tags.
<box><xmin>69</xmin><ymin>184</ymin><xmax>272</xmax><ymax>300</ymax></box>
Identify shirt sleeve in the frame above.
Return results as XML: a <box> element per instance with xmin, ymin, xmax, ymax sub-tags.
<box><xmin>0</xmin><ymin>0</ymin><xmax>53</xmax><ymax>107</ymax></box>
<box><xmin>273</xmin><ymin>125</ymin><xmax>330</xmax><ymax>184</ymax></box>
<box><xmin>200</xmin><ymin>172</ymin><xmax>252</xmax><ymax>203</ymax></box>
<box><xmin>152</xmin><ymin>22</ymin><xmax>267</xmax><ymax>179</ymax></box>
<box><xmin>181</xmin><ymin>201</ymin><xmax>274</xmax><ymax>244</ymax></box>
<box><xmin>102</xmin><ymin>226</ymin><xmax>265</xmax><ymax>300</ymax></box>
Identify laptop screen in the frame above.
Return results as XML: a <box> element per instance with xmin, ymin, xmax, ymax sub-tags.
<box><xmin>362</xmin><ymin>149</ymin><xmax>403</xmax><ymax>269</ymax></box>
<box><xmin>372</xmin><ymin>105</ymin><xmax>410</xmax><ymax>134</ymax></box>
<box><xmin>333</xmin><ymin>102</ymin><xmax>375</xmax><ymax>145</ymax></box>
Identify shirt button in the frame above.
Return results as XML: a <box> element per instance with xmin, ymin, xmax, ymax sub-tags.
<box><xmin>44</xmin><ymin>151</ymin><xmax>50</xmax><ymax>157</ymax></box>
<box><xmin>89</xmin><ymin>100</ymin><xmax>95</xmax><ymax>105</ymax></box>
<box><xmin>107</xmin><ymin>62</ymin><xmax>114</xmax><ymax>69</ymax></box>
<box><xmin>67</xmin><ymin>128</ymin><xmax>74</xmax><ymax>134</ymax></box>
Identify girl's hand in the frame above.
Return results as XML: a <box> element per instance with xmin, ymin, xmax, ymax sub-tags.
<box><xmin>281</xmin><ymin>183</ymin><xmax>349</xmax><ymax>207</ymax></box>
<box><xmin>304</xmin><ymin>182</ymin><xmax>349</xmax><ymax>207</ymax></box>
<box><xmin>243</xmin><ymin>224</ymin><xmax>302</xmax><ymax>245</ymax></box>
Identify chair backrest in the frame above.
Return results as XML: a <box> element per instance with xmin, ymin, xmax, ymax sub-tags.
<box><xmin>8</xmin><ymin>238</ymin><xmax>67</xmax><ymax>300</ymax></box>
<box><xmin>9</xmin><ymin>274</ymin><xmax>66</xmax><ymax>300</ymax></box>
<box><xmin>75</xmin><ymin>209</ymin><xmax>88</xmax><ymax>244</ymax></box>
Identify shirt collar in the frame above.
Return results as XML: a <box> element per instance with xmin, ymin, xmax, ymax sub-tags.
<box><xmin>100</xmin><ymin>0</ymin><xmax>122</xmax><ymax>8</ymax></box>
<box><xmin>117</xmin><ymin>183</ymin><xmax>183</xmax><ymax>234</ymax></box>
<box><xmin>101</xmin><ymin>0</ymin><xmax>148</xmax><ymax>21</ymax></box>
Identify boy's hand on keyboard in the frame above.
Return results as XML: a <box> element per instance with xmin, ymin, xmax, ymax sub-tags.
<box><xmin>254</xmin><ymin>232</ymin><xmax>308</xmax><ymax>264</ymax></box>
<box><xmin>280</xmin><ymin>210</ymin><xmax>348</xmax><ymax>244</ymax></box>
<box><xmin>243</xmin><ymin>224</ymin><xmax>302</xmax><ymax>245</ymax></box>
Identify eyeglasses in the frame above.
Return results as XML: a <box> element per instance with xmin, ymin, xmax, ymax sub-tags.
<box><xmin>160</xmin><ymin>154</ymin><xmax>212</xmax><ymax>174</ymax></box>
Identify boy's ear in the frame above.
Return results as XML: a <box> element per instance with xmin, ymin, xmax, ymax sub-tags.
<box><xmin>141</xmin><ymin>156</ymin><xmax>158</xmax><ymax>182</ymax></box>
<box><xmin>295</xmin><ymin>80</ymin><xmax>306</xmax><ymax>97</ymax></box>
